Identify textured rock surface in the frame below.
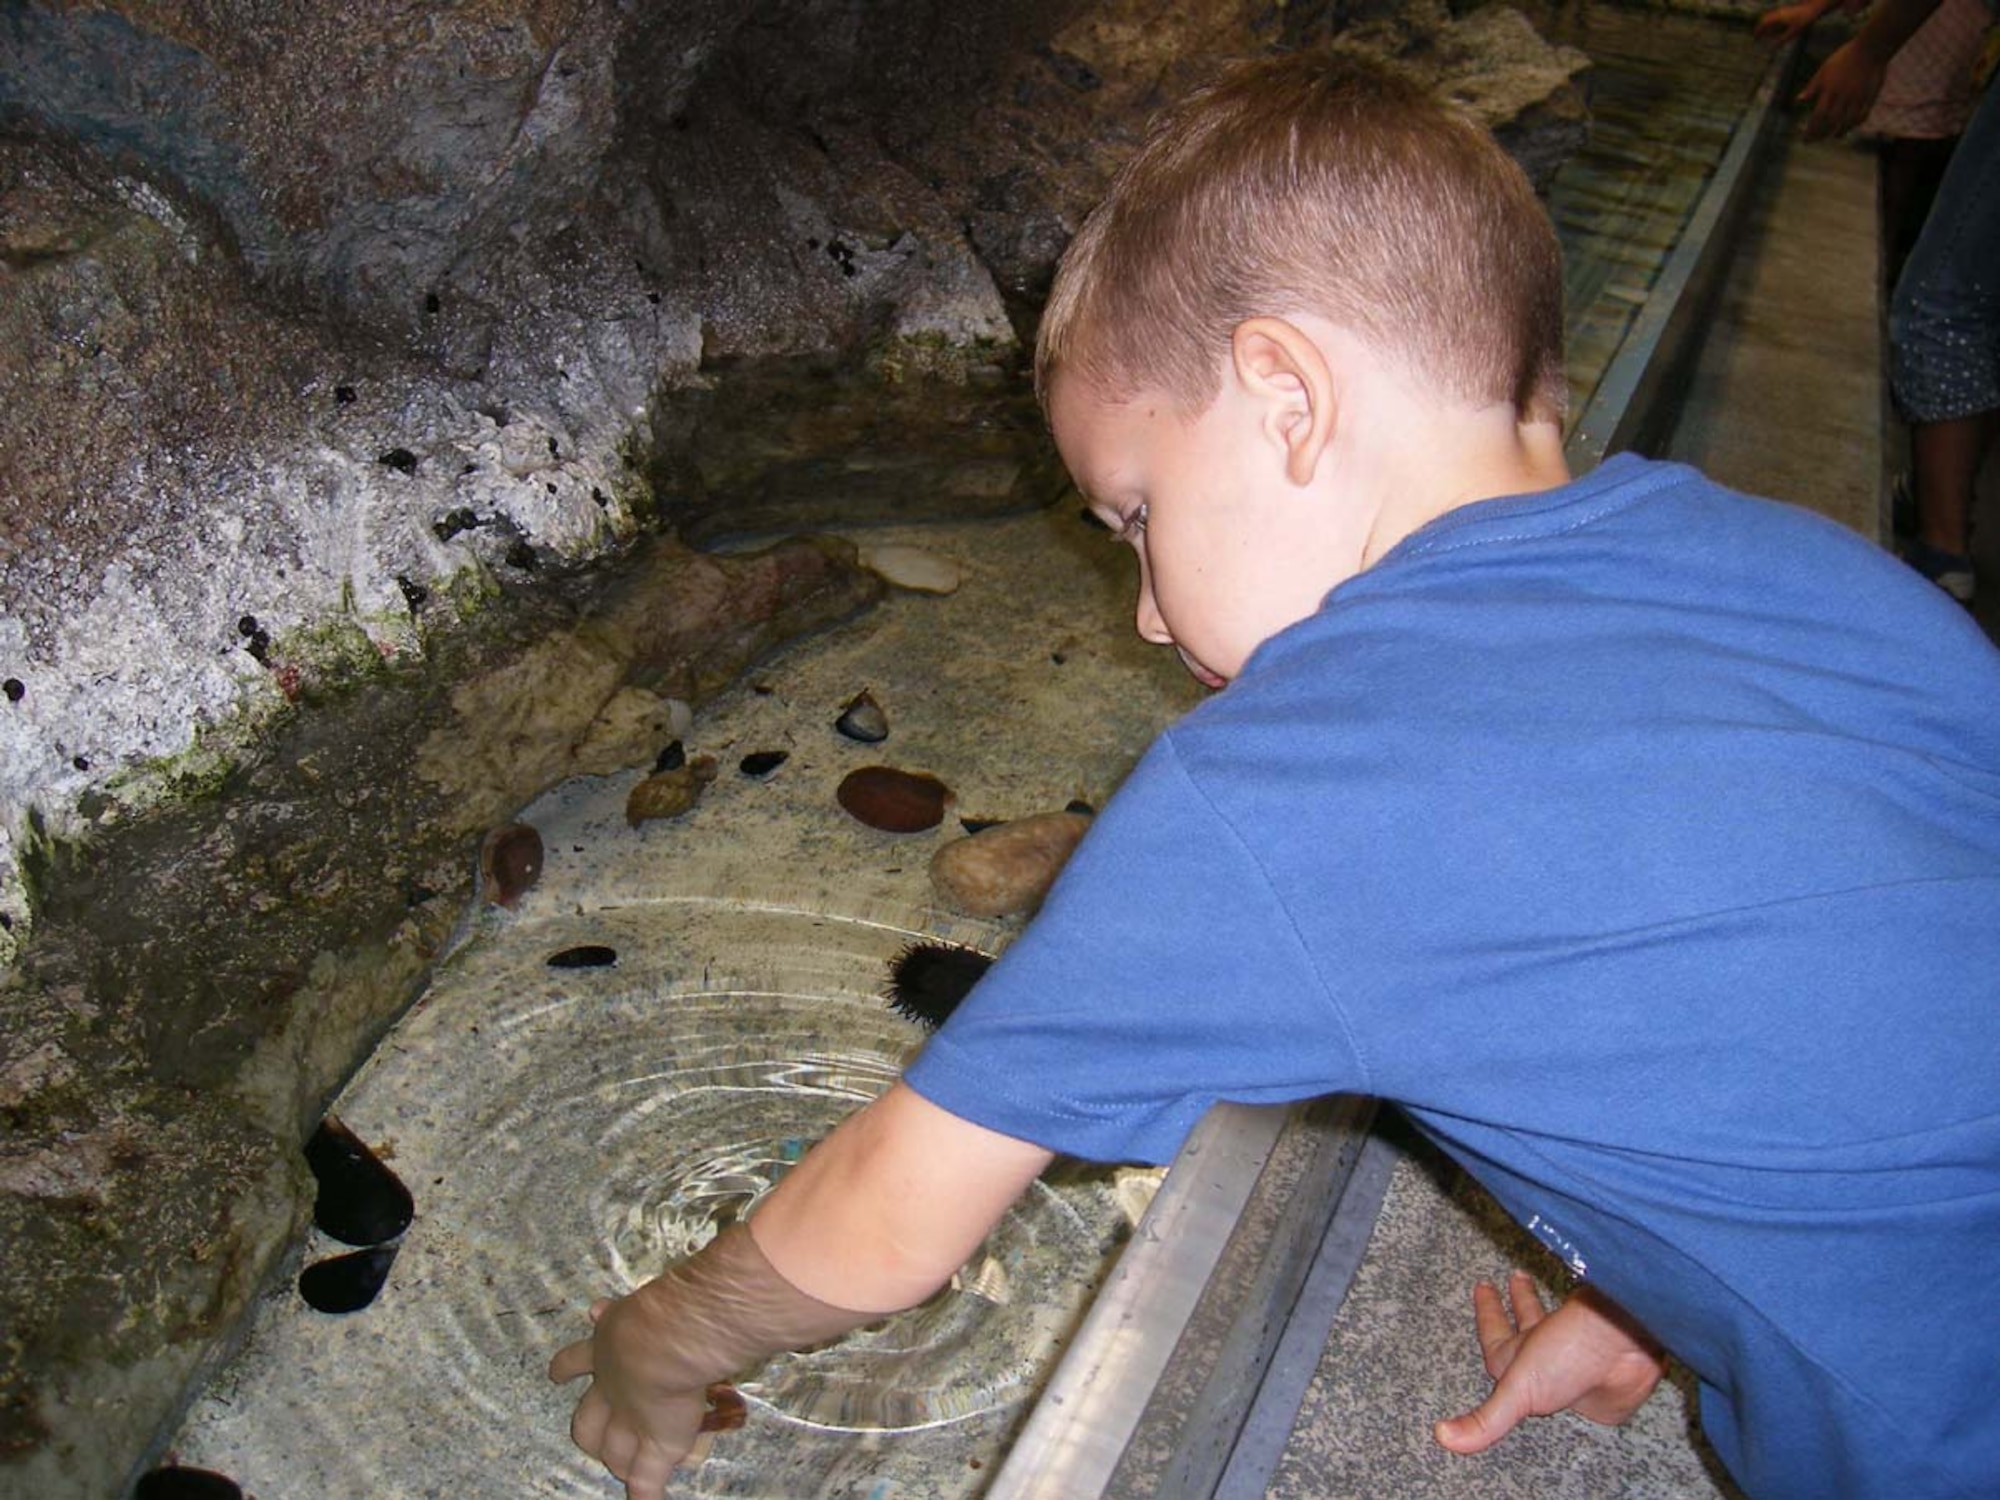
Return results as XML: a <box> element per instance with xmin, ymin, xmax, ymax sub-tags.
<box><xmin>0</xmin><ymin>2</ymin><xmax>1590</xmax><ymax>950</ymax></box>
<box><xmin>0</xmin><ymin>123</ymin><xmax>674</xmax><ymax>972</ymax></box>
<box><xmin>0</xmin><ymin>534</ymin><xmax>880</xmax><ymax>1495</ymax></box>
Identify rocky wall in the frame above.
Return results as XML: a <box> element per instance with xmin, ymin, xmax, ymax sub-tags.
<box><xmin>0</xmin><ymin>1</ymin><xmax>1591</xmax><ymax>1490</ymax></box>
<box><xmin>1</xmin><ymin>1</ymin><xmax>1591</xmax><ymax>967</ymax></box>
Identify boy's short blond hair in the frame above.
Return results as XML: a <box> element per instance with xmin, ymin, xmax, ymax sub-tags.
<box><xmin>1036</xmin><ymin>49</ymin><xmax>1567</xmax><ymax>423</ymax></box>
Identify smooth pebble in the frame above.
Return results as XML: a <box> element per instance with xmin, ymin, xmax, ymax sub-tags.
<box><xmin>479</xmin><ymin>822</ymin><xmax>544</xmax><ymax>908</ymax></box>
<box><xmin>836</xmin><ymin>765</ymin><xmax>952</xmax><ymax>832</ymax></box>
<box><xmin>858</xmin><ymin>542</ymin><xmax>962</xmax><ymax>595</ymax></box>
<box><xmin>929</xmin><ymin>810</ymin><xmax>1091</xmax><ymax>917</ymax></box>
<box><xmin>626</xmin><ymin>756</ymin><xmax>717</xmax><ymax>825</ymax></box>
<box><xmin>835</xmin><ymin>689</ymin><xmax>889</xmax><ymax>744</ymax></box>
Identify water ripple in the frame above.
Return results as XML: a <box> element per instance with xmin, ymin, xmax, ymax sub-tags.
<box><xmin>177</xmin><ymin>898</ymin><xmax>1138</xmax><ymax>1498</ymax></box>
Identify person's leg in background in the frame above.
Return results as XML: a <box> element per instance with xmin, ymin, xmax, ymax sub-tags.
<box><xmin>1891</xmin><ymin>75</ymin><xmax>2000</xmax><ymax>603</ymax></box>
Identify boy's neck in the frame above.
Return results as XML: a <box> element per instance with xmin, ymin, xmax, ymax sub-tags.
<box><xmin>1348</xmin><ymin>394</ymin><xmax>1572</xmax><ymax>569</ymax></box>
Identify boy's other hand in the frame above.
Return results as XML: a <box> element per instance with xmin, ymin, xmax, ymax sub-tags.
<box><xmin>1433</xmin><ymin>1271</ymin><xmax>1668</xmax><ymax>1456</ymax></box>
<box><xmin>549</xmin><ymin>1288</ymin><xmax>709</xmax><ymax>1500</ymax></box>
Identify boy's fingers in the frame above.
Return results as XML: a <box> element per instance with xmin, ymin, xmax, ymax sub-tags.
<box><xmin>1470</xmin><ymin>1281</ymin><xmax>1514</xmax><ymax>1346</ymax></box>
<box><xmin>600</xmin><ymin>1423</ymin><xmax>639</xmax><ymax>1480</ymax></box>
<box><xmin>549</xmin><ymin>1334</ymin><xmax>594</xmax><ymax>1384</ymax></box>
<box><xmin>1505</xmin><ymin>1271</ymin><xmax>1547</xmax><ymax>1331</ymax></box>
<box><xmin>589</xmin><ymin>1296</ymin><xmax>614</xmax><ymax>1323</ymax></box>
<box><xmin>569</xmin><ymin>1386</ymin><xmax>611</xmax><ymax>1456</ymax></box>
<box><xmin>1470</xmin><ymin>1281</ymin><xmax>1522</xmax><ymax>1380</ymax></box>
<box><xmin>623</xmin><ymin>1444</ymin><xmax>675</xmax><ymax>1500</ymax></box>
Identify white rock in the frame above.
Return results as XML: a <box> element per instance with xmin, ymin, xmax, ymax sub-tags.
<box><xmin>568</xmin><ymin>689</ymin><xmax>694</xmax><ymax>777</ymax></box>
<box><xmin>858</xmin><ymin>542</ymin><xmax>962</xmax><ymax>595</ymax></box>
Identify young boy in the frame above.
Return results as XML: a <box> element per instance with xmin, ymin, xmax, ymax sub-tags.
<box><xmin>551</xmin><ymin>51</ymin><xmax>2000</xmax><ymax>1500</ymax></box>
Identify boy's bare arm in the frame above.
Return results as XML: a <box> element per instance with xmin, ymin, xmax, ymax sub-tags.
<box><xmin>1434</xmin><ymin>1271</ymin><xmax>1668</xmax><ymax>1455</ymax></box>
<box><xmin>550</xmin><ymin>1083</ymin><xmax>1052</xmax><ymax>1499</ymax></box>
<box><xmin>751</xmin><ymin>1081</ymin><xmax>1056</xmax><ymax>1310</ymax></box>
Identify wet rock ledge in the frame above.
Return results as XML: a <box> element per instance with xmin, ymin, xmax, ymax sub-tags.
<box><xmin>0</xmin><ymin>1</ymin><xmax>1589</xmax><ymax>1492</ymax></box>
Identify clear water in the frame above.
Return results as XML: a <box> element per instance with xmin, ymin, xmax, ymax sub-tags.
<box><xmin>171</xmin><ymin>505</ymin><xmax>1195</xmax><ymax>1498</ymax></box>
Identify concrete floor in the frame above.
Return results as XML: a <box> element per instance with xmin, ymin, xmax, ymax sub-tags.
<box><xmin>1664</xmin><ymin>100</ymin><xmax>2000</xmax><ymax>644</ymax></box>
<box><xmin>1266</xmin><ymin>1127</ymin><xmax>1743</xmax><ymax>1500</ymax></box>
<box><xmin>1664</xmin><ymin>110</ymin><xmax>1882</xmax><ymax>538</ymax></box>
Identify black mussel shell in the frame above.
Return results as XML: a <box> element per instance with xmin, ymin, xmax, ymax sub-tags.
<box><xmin>547</xmin><ymin>944</ymin><xmax>618</xmax><ymax>968</ymax></box>
<box><xmin>654</xmin><ymin>739</ymin><xmax>687</xmax><ymax>773</ymax></box>
<box><xmin>134</xmin><ymin>1467</ymin><xmax>245</xmax><ymax>1500</ymax></box>
<box><xmin>739</xmin><ymin>750</ymin><xmax>788</xmax><ymax>778</ymax></box>
<box><xmin>304</xmin><ymin>1116</ymin><xmax>414</xmax><ymax>1247</ymax></box>
<box><xmin>299</xmin><ymin>1242</ymin><xmax>400</xmax><ymax>1314</ymax></box>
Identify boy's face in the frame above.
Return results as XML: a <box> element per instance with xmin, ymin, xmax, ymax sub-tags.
<box><xmin>1049</xmin><ymin>372</ymin><xmax>1353</xmax><ymax>689</ymax></box>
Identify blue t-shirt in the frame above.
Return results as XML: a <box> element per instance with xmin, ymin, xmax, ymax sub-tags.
<box><xmin>905</xmin><ymin>455</ymin><xmax>2000</xmax><ymax>1499</ymax></box>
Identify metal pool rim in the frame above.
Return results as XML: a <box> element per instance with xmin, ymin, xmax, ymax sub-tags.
<box><xmin>988</xmin><ymin>1094</ymin><xmax>1380</xmax><ymax>1499</ymax></box>
<box><xmin>1564</xmin><ymin>37</ymin><xmax>1807</xmax><ymax>472</ymax></box>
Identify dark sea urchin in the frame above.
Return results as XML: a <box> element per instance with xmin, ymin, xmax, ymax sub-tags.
<box><xmin>885</xmin><ymin>942</ymin><xmax>993</xmax><ymax>1030</ymax></box>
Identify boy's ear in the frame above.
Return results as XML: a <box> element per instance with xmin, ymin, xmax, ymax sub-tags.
<box><xmin>1230</xmin><ymin>317</ymin><xmax>1336</xmax><ymax>487</ymax></box>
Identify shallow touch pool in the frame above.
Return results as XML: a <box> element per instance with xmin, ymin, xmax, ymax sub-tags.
<box><xmin>177</xmin><ymin>895</ymin><xmax>1142</xmax><ymax>1497</ymax></box>
<box><xmin>170</xmin><ymin>504</ymin><xmax>1201</xmax><ymax>1498</ymax></box>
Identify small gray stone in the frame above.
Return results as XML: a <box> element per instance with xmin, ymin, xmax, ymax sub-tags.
<box><xmin>835</xmin><ymin>690</ymin><xmax>890</xmax><ymax>744</ymax></box>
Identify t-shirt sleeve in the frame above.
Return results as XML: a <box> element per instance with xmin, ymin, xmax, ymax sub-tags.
<box><xmin>900</xmin><ymin>731</ymin><xmax>1367</xmax><ymax>1164</ymax></box>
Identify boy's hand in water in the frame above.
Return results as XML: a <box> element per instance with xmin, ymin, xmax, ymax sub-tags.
<box><xmin>1434</xmin><ymin>1271</ymin><xmax>1668</xmax><ymax>1454</ymax></box>
<box><xmin>549</xmin><ymin>1282</ymin><xmax>712</xmax><ymax>1500</ymax></box>
<box><xmin>549</xmin><ymin>1087</ymin><xmax>1048</xmax><ymax>1498</ymax></box>
<box><xmin>549</xmin><ymin>1222</ymin><xmax>871</xmax><ymax>1500</ymax></box>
